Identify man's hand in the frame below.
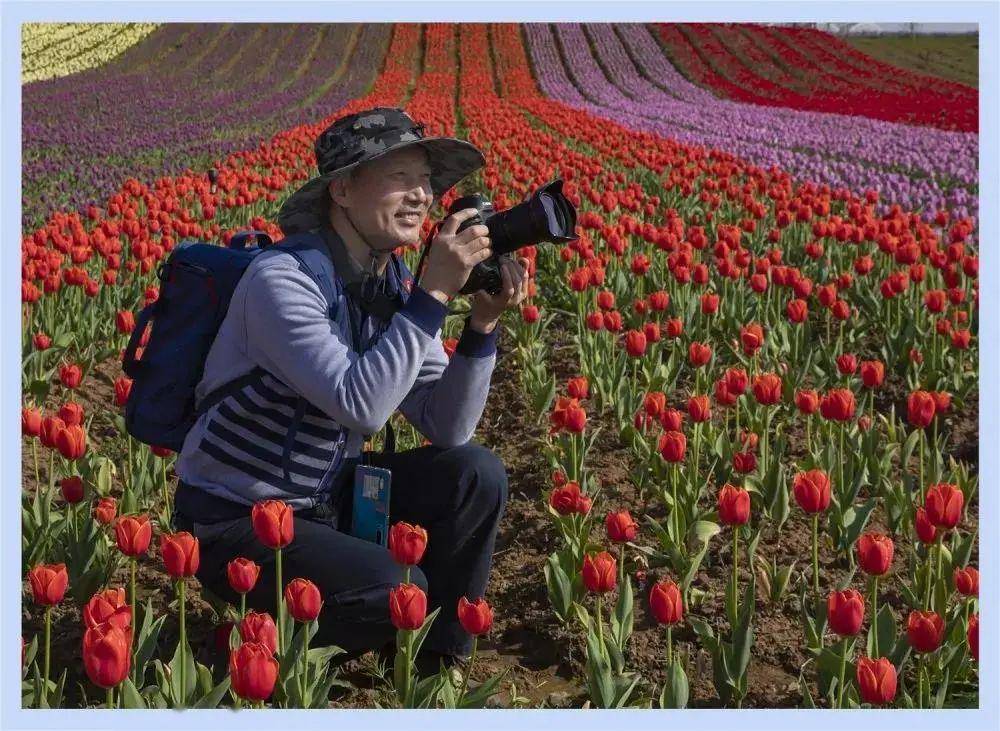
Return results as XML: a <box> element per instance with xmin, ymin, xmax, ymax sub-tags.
<box><xmin>468</xmin><ymin>256</ymin><xmax>530</xmax><ymax>333</ymax></box>
<box><xmin>419</xmin><ymin>208</ymin><xmax>493</xmax><ymax>304</ymax></box>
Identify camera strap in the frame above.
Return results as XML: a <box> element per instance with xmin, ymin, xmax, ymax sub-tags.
<box><xmin>316</xmin><ymin>224</ymin><xmax>401</xmax><ymax>454</ymax></box>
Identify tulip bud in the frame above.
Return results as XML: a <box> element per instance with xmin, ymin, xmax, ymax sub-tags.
<box><xmin>717</xmin><ymin>484</ymin><xmax>751</xmax><ymax>526</ymax></box>
<box><xmin>83</xmin><ymin>587</ymin><xmax>131</xmax><ymax>630</ymax></box>
<box><xmin>953</xmin><ymin>566</ymin><xmax>979</xmax><ymax>597</ymax></box>
<box><xmin>659</xmin><ymin>430</ymin><xmax>687</xmax><ymax>463</ymax></box>
<box><xmin>230</xmin><ymin>641</ymin><xmax>279</xmax><ymax>701</ymax></box>
<box><xmin>227</xmin><ymin>557</ymin><xmax>261</xmax><ymax>595</ymax></box>
<box><xmin>924</xmin><ymin>483</ymin><xmax>963</xmax><ymax>529</ymax></box>
<box><xmin>159</xmin><ymin>531</ymin><xmax>200</xmax><ymax>578</ymax></box>
<box><xmin>388</xmin><ymin>521</ymin><xmax>428</xmax><ymax>566</ymax></box>
<box><xmin>94</xmin><ymin>496</ymin><xmax>117</xmax><ymax>525</ymax></box>
<box><xmin>240</xmin><ymin>611</ymin><xmax>278</xmax><ymax>654</ymax></box>
<box><xmin>793</xmin><ymin>469</ymin><xmax>831</xmax><ymax>513</ymax></box>
<box><xmin>968</xmin><ymin>614</ymin><xmax>979</xmax><ymax>661</ymax></box>
<box><xmin>60</xmin><ymin>476</ymin><xmax>84</xmax><ymax>503</ymax></box>
<box><xmin>914</xmin><ymin>507</ymin><xmax>937</xmax><ymax>544</ymax></box>
<box><xmin>605</xmin><ymin>510</ymin><xmax>638</xmax><ymax>543</ymax></box>
<box><xmin>907</xmin><ymin>610</ymin><xmax>944</xmax><ymax>653</ymax></box>
<box><xmin>582</xmin><ymin>552</ymin><xmax>617</xmax><ymax>594</ymax></box>
<box><xmin>856</xmin><ymin>657</ymin><xmax>897</xmax><ymax>705</ymax></box>
<box><xmin>27</xmin><ymin>563</ymin><xmax>69</xmax><ymax>606</ymax></box>
<box><xmin>457</xmin><ymin>596</ymin><xmax>494</xmax><ymax>635</ymax></box>
<box><xmin>649</xmin><ymin>579</ymin><xmax>683</xmax><ymax>625</ymax></box>
<box><xmin>389</xmin><ymin>583</ymin><xmax>428</xmax><ymax>630</ymax></box>
<box><xmin>907</xmin><ymin>390</ymin><xmax>937</xmax><ymax>429</ymax></box>
<box><xmin>55</xmin><ymin>424</ymin><xmax>87</xmax><ymax>460</ymax></box>
<box><xmin>827</xmin><ymin>589</ymin><xmax>865</xmax><ymax>636</ymax></box>
<box><xmin>83</xmin><ymin>623</ymin><xmax>132</xmax><ymax>689</ymax></box>
<box><xmin>284</xmin><ymin>578</ymin><xmax>323</xmax><ymax>622</ymax></box>
<box><xmin>855</xmin><ymin>533</ymin><xmax>894</xmax><ymax>576</ymax></box>
<box><xmin>114</xmin><ymin>514</ymin><xmax>152</xmax><ymax>557</ymax></box>
<box><xmin>251</xmin><ymin>500</ymin><xmax>294</xmax><ymax>549</ymax></box>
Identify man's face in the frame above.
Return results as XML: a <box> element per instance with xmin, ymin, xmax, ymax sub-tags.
<box><xmin>331</xmin><ymin>145</ymin><xmax>434</xmax><ymax>250</ymax></box>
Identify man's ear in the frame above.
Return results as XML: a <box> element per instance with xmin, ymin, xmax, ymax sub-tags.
<box><xmin>328</xmin><ymin>176</ymin><xmax>350</xmax><ymax>208</ymax></box>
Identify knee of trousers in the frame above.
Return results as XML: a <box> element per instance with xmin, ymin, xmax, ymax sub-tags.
<box><xmin>445</xmin><ymin>441</ymin><xmax>509</xmax><ymax>515</ymax></box>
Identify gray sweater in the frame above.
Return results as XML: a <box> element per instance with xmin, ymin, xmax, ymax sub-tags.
<box><xmin>175</xmin><ymin>238</ymin><xmax>498</xmax><ymax>509</ymax></box>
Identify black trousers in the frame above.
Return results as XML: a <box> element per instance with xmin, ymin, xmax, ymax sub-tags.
<box><xmin>172</xmin><ymin>440</ymin><xmax>508</xmax><ymax>658</ymax></box>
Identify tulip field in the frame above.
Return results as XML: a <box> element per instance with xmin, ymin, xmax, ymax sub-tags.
<box><xmin>20</xmin><ymin>23</ymin><xmax>979</xmax><ymax>710</ymax></box>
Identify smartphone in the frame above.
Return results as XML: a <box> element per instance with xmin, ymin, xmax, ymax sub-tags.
<box><xmin>350</xmin><ymin>464</ymin><xmax>391</xmax><ymax>547</ymax></box>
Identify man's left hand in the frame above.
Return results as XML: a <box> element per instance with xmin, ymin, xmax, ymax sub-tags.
<box><xmin>467</xmin><ymin>256</ymin><xmax>530</xmax><ymax>334</ymax></box>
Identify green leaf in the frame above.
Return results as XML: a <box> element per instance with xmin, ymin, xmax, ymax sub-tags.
<box><xmin>410</xmin><ymin>606</ymin><xmax>441</xmax><ymax>661</ymax></box>
<box><xmin>543</xmin><ymin>553</ymin><xmax>573</xmax><ymax>622</ymax></box>
<box><xmin>120</xmin><ymin>678</ymin><xmax>147</xmax><ymax>709</ymax></box>
<box><xmin>167</xmin><ymin>637</ymin><xmax>197</xmax><ymax>706</ymax></box>
<box><xmin>660</xmin><ymin>660</ymin><xmax>689</xmax><ymax>708</ymax></box>
<box><xmin>193</xmin><ymin>677</ymin><xmax>232</xmax><ymax>709</ymax></box>
<box><xmin>133</xmin><ymin>600</ymin><xmax>166</xmax><ymax>685</ymax></box>
<box><xmin>459</xmin><ymin>668</ymin><xmax>509</xmax><ymax>709</ymax></box>
<box><xmin>584</xmin><ymin>626</ymin><xmax>615</xmax><ymax>708</ymax></box>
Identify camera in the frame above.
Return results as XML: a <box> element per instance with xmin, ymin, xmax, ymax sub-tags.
<box><xmin>449</xmin><ymin>179</ymin><xmax>579</xmax><ymax>295</ymax></box>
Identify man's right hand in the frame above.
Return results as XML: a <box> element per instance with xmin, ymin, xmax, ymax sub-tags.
<box><xmin>419</xmin><ymin>208</ymin><xmax>493</xmax><ymax>303</ymax></box>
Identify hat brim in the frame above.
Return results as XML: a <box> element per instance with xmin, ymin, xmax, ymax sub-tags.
<box><xmin>277</xmin><ymin>136</ymin><xmax>485</xmax><ymax>235</ymax></box>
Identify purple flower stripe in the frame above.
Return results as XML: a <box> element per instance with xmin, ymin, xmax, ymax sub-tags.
<box><xmin>522</xmin><ymin>23</ymin><xmax>978</xmax><ymax>228</ymax></box>
<box><xmin>22</xmin><ymin>23</ymin><xmax>390</xmax><ymax>231</ymax></box>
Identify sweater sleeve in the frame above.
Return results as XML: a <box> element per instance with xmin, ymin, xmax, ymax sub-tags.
<box><xmin>397</xmin><ymin>317</ymin><xmax>499</xmax><ymax>447</ymax></box>
<box><xmin>241</xmin><ymin>257</ymin><xmax>449</xmax><ymax>435</ymax></box>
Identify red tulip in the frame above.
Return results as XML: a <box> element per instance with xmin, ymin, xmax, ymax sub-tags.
<box><xmin>827</xmin><ymin>589</ymin><xmax>865</xmax><ymax>636</ymax></box>
<box><xmin>21</xmin><ymin>407</ymin><xmax>42</xmax><ymax>437</ymax></box>
<box><xmin>93</xmin><ymin>497</ymin><xmax>117</xmax><ymax>525</ymax></box>
<box><xmin>953</xmin><ymin>566</ymin><xmax>979</xmax><ymax>596</ymax></box>
<box><xmin>57</xmin><ymin>402</ymin><xmax>84</xmax><ymax>427</ymax></box>
<box><xmin>82</xmin><ymin>587</ymin><xmax>131</xmax><ymax>630</ymax></box>
<box><xmin>27</xmin><ymin>563</ymin><xmax>69</xmax><ymax>606</ymax></box>
<box><xmin>284</xmin><ymin>578</ymin><xmax>323</xmax><ymax>622</ymax></box>
<box><xmin>388</xmin><ymin>521</ymin><xmax>428</xmax><ymax>566</ymax></box>
<box><xmin>795</xmin><ymin>389</ymin><xmax>820</xmax><ymax>415</ymax></box>
<box><xmin>643</xmin><ymin>391</ymin><xmax>667</xmax><ymax>417</ymax></box>
<box><xmin>717</xmin><ymin>484</ymin><xmax>750</xmax><ymax>526</ymax></box>
<box><xmin>751</xmin><ymin>374</ymin><xmax>782</xmax><ymax>405</ymax></box>
<box><xmin>687</xmin><ymin>395</ymin><xmax>711</xmax><ymax>423</ymax></box>
<box><xmin>688</xmin><ymin>341</ymin><xmax>711</xmax><ymax>366</ymax></box>
<box><xmin>83</xmin><ymin>623</ymin><xmax>131</xmax><ymax>688</ymax></box>
<box><xmin>60</xmin><ymin>476</ymin><xmax>84</xmax><ymax>503</ymax></box>
<box><xmin>907</xmin><ymin>391</ymin><xmax>937</xmax><ymax>429</ymax></box>
<box><xmin>907</xmin><ymin>610</ymin><xmax>944</xmax><ymax>653</ymax></box>
<box><xmin>227</xmin><ymin>557</ymin><xmax>261</xmax><ymax>594</ymax></box>
<box><xmin>914</xmin><ymin>507</ymin><xmax>937</xmax><ymax>544</ymax></box>
<box><xmin>113</xmin><ymin>377</ymin><xmax>133</xmax><ymax>407</ymax></box>
<box><xmin>836</xmin><ymin>354</ymin><xmax>858</xmax><ymax>375</ymax></box>
<box><xmin>793</xmin><ymin>470</ymin><xmax>831</xmax><ymax>513</ymax></box>
<box><xmin>520</xmin><ymin>304</ymin><xmax>539</xmax><ymax>323</ymax></box>
<box><xmin>55</xmin><ymin>424</ymin><xmax>87</xmax><ymax>460</ymax></box>
<box><xmin>724</xmin><ymin>368</ymin><xmax>748</xmax><ymax>395</ymax></box>
<box><xmin>732</xmin><ymin>450</ymin><xmax>757</xmax><ymax>474</ymax></box>
<box><xmin>229</xmin><ymin>641</ymin><xmax>279</xmax><ymax>701</ymax></box>
<box><xmin>786</xmin><ymin>299</ymin><xmax>808</xmax><ymax>323</ymax></box>
<box><xmin>567</xmin><ymin>376</ymin><xmax>589</xmax><ymax>400</ymax></box>
<box><xmin>739</xmin><ymin>323</ymin><xmax>765</xmax><ymax>356</ymax></box>
<box><xmin>856</xmin><ymin>657</ymin><xmax>897</xmax><ymax>705</ymax></box>
<box><xmin>659</xmin><ymin>430</ymin><xmax>687</xmax><ymax>463</ymax></box>
<box><xmin>605</xmin><ymin>510</ymin><xmax>638</xmax><ymax>543</ymax></box>
<box><xmin>457</xmin><ymin>596</ymin><xmax>494</xmax><ymax>635</ymax></box>
<box><xmin>251</xmin><ymin>500</ymin><xmax>294</xmax><ymax>549</ymax></box>
<box><xmin>115</xmin><ymin>310</ymin><xmax>136</xmax><ymax>334</ymax></box>
<box><xmin>968</xmin><ymin>614</ymin><xmax>979</xmax><ymax>661</ymax></box>
<box><xmin>860</xmin><ymin>361</ymin><xmax>885</xmax><ymax>389</ymax></box>
<box><xmin>819</xmin><ymin>389</ymin><xmax>856</xmax><ymax>422</ymax></box>
<box><xmin>659</xmin><ymin>407</ymin><xmax>683</xmax><ymax>431</ymax></box>
<box><xmin>33</xmin><ymin>332</ymin><xmax>52</xmax><ymax>350</ymax></box>
<box><xmin>240</xmin><ymin>611</ymin><xmax>278</xmax><ymax>654</ymax></box>
<box><xmin>855</xmin><ymin>533</ymin><xmax>894</xmax><ymax>576</ymax></box>
<box><xmin>625</xmin><ymin>330</ymin><xmax>647</xmax><ymax>358</ymax></box>
<box><xmin>648</xmin><ymin>580</ymin><xmax>684</xmax><ymax>625</ymax></box>
<box><xmin>582</xmin><ymin>552</ymin><xmax>617</xmax><ymax>594</ymax></box>
<box><xmin>159</xmin><ymin>531</ymin><xmax>200</xmax><ymax>578</ymax></box>
<box><xmin>924</xmin><ymin>483</ymin><xmax>963</xmax><ymax>528</ymax></box>
<box><xmin>59</xmin><ymin>364</ymin><xmax>83</xmax><ymax>389</ymax></box>
<box><xmin>39</xmin><ymin>416</ymin><xmax>66</xmax><ymax>449</ymax></box>
<box><xmin>114</xmin><ymin>514</ymin><xmax>152</xmax><ymax>556</ymax></box>
<box><xmin>549</xmin><ymin>481</ymin><xmax>590</xmax><ymax>515</ymax></box>
<box><xmin>389</xmin><ymin>583</ymin><xmax>428</xmax><ymax>630</ymax></box>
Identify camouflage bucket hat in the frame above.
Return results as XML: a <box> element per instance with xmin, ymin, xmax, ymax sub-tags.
<box><xmin>277</xmin><ymin>106</ymin><xmax>486</xmax><ymax>235</ymax></box>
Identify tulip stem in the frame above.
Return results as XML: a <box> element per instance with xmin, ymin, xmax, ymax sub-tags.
<box><xmin>666</xmin><ymin>625</ymin><xmax>673</xmax><ymax>666</ymax></box>
<box><xmin>732</xmin><ymin>527</ymin><xmax>739</xmax><ymax>618</ymax></box>
<box><xmin>107</xmin><ymin>686</ymin><xmax>114</xmax><ymax>709</ymax></box>
<box><xmin>934</xmin><ymin>533</ymin><xmax>944</xmax><ymax>612</ymax></box>
<box><xmin>275</xmin><ymin>547</ymin><xmax>284</xmax><ymax>656</ymax></box>
<box><xmin>43</xmin><ymin>606</ymin><xmax>51</xmax><ymax>707</ymax></box>
<box><xmin>671</xmin><ymin>464</ymin><xmax>680</xmax><ymax>540</ymax></box>
<box><xmin>130</xmin><ymin>558</ymin><xmax>137</xmax><ymax>686</ymax></box>
<box><xmin>33</xmin><ymin>440</ymin><xmax>39</xmax><ymax>487</ymax></box>
<box><xmin>403</xmin><ymin>566</ymin><xmax>410</xmax><ymax>585</ymax></box>
<box><xmin>811</xmin><ymin>514</ymin><xmax>820</xmax><ymax>596</ymax></box>
<box><xmin>871</xmin><ymin>576</ymin><xmax>879</xmax><ymax>658</ymax></box>
<box><xmin>179</xmin><ymin>579</ymin><xmax>186</xmax><ymax>708</ymax></box>
<box><xmin>240</xmin><ymin>594</ymin><xmax>246</xmax><ymax>621</ymax></box>
<box><xmin>919</xmin><ymin>430</ymin><xmax>925</xmax><ymax>504</ymax></box>
<box><xmin>457</xmin><ymin>635</ymin><xmax>478</xmax><ymax>707</ymax></box>
<box><xmin>299</xmin><ymin>623</ymin><xmax>309</xmax><ymax>707</ymax></box>
<box><xmin>837</xmin><ymin>639</ymin><xmax>849</xmax><ymax>708</ymax></box>
<box><xmin>619</xmin><ymin>543</ymin><xmax>625</xmax><ymax>588</ymax></box>
<box><xmin>595</xmin><ymin>594</ymin><xmax>606</xmax><ymax>658</ymax></box>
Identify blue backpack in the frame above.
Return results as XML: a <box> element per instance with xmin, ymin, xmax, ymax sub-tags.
<box><xmin>121</xmin><ymin>230</ymin><xmax>339</xmax><ymax>451</ymax></box>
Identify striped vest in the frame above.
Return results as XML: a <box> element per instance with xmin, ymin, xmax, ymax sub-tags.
<box><xmin>190</xmin><ymin>245</ymin><xmax>413</xmax><ymax>508</ymax></box>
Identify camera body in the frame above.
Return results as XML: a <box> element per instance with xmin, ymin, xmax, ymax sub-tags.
<box><xmin>448</xmin><ymin>179</ymin><xmax>579</xmax><ymax>295</ymax></box>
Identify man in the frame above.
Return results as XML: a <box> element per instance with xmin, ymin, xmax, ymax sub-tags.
<box><xmin>172</xmin><ymin>107</ymin><xmax>528</xmax><ymax>674</ymax></box>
